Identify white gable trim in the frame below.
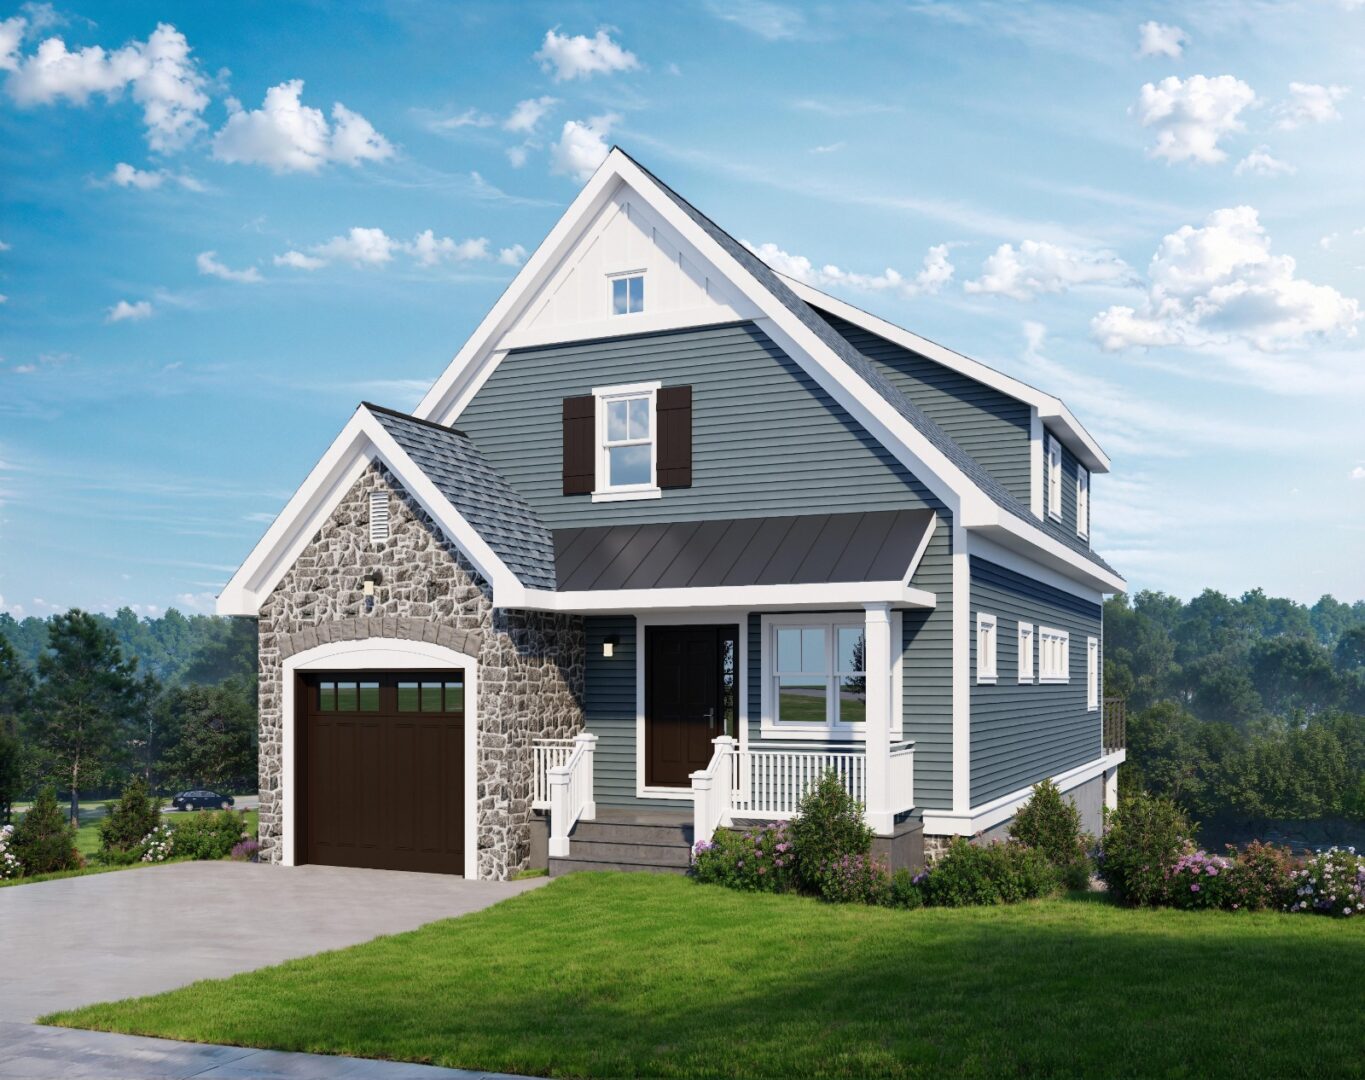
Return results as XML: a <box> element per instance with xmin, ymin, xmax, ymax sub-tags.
<box><xmin>785</xmin><ymin>279</ymin><xmax>1111</xmax><ymax>474</ymax></box>
<box><xmin>216</xmin><ymin>408</ymin><xmax>525</xmax><ymax>616</ymax></box>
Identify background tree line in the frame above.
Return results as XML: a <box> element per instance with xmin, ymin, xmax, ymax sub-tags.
<box><xmin>0</xmin><ymin>608</ymin><xmax>257</xmax><ymax>824</ymax></box>
<box><xmin>1106</xmin><ymin>589</ymin><xmax>1365</xmax><ymax>827</ymax></box>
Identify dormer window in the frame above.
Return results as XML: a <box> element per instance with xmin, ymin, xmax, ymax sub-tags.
<box><xmin>1046</xmin><ymin>434</ymin><xmax>1062</xmax><ymax>521</ymax></box>
<box><xmin>611</xmin><ymin>272</ymin><xmax>644</xmax><ymax>315</ymax></box>
<box><xmin>1076</xmin><ymin>466</ymin><xmax>1090</xmax><ymax>539</ymax></box>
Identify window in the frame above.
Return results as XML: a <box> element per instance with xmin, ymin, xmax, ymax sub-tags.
<box><xmin>611</xmin><ymin>273</ymin><xmax>644</xmax><ymax>315</ymax></box>
<box><xmin>1046</xmin><ymin>434</ymin><xmax>1062</xmax><ymax>520</ymax></box>
<box><xmin>1087</xmin><ymin>637</ymin><xmax>1099</xmax><ymax>710</ymax></box>
<box><xmin>766</xmin><ymin>618</ymin><xmax>879</xmax><ymax>729</ymax></box>
<box><xmin>1076</xmin><ymin>466</ymin><xmax>1090</xmax><ymax>539</ymax></box>
<box><xmin>1040</xmin><ymin>626</ymin><xmax>1070</xmax><ymax>684</ymax></box>
<box><xmin>368</xmin><ymin>490</ymin><xmax>390</xmax><ymax>543</ymax></box>
<box><xmin>317</xmin><ymin>680</ymin><xmax>380</xmax><ymax>712</ymax></box>
<box><xmin>1018</xmin><ymin>622</ymin><xmax>1035</xmax><ymax>683</ymax></box>
<box><xmin>594</xmin><ymin>382</ymin><xmax>659</xmax><ymax>498</ymax></box>
<box><xmin>976</xmin><ymin>613</ymin><xmax>997</xmax><ymax>684</ymax></box>
<box><xmin>397</xmin><ymin>679</ymin><xmax>464</xmax><ymax>714</ymax></box>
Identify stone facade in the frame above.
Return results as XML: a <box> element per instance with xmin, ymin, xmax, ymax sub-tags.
<box><xmin>257</xmin><ymin>462</ymin><xmax>585</xmax><ymax>879</ymax></box>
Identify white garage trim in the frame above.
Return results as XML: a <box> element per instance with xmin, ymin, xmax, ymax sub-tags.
<box><xmin>281</xmin><ymin>638</ymin><xmax>480</xmax><ymax>879</ymax></box>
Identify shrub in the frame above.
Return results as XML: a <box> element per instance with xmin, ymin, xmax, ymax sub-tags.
<box><xmin>1165</xmin><ymin>850</ymin><xmax>1235</xmax><ymax>910</ymax></box>
<box><xmin>887</xmin><ymin>867</ymin><xmax>924</xmax><ymax>910</ymax></box>
<box><xmin>1009</xmin><ymin>779</ymin><xmax>1092</xmax><ymax>889</ymax></box>
<box><xmin>98</xmin><ymin>778</ymin><xmax>163</xmax><ymax>865</ymax></box>
<box><xmin>0</xmin><ymin>823</ymin><xmax>20</xmax><ymax>879</ymax></box>
<box><xmin>139</xmin><ymin>823</ymin><xmax>175</xmax><ymax>863</ymax></box>
<box><xmin>1222</xmin><ymin>841</ymin><xmax>1297</xmax><ymax>912</ymax></box>
<box><xmin>789</xmin><ymin>770</ymin><xmax>874</xmax><ymax>894</ymax></box>
<box><xmin>921</xmin><ymin>838</ymin><xmax>1060</xmax><ymax>907</ymax></box>
<box><xmin>814</xmin><ymin>853</ymin><xmax>891</xmax><ymax>904</ymax></box>
<box><xmin>229</xmin><ymin>838</ymin><xmax>261</xmax><ymax>862</ymax></box>
<box><xmin>172</xmin><ymin>809</ymin><xmax>247</xmax><ymax>860</ymax></box>
<box><xmin>11</xmin><ymin>786</ymin><xmax>81</xmax><ymax>876</ymax></box>
<box><xmin>1289</xmin><ymin>847</ymin><xmax>1364</xmax><ymax>917</ymax></box>
<box><xmin>1097</xmin><ymin>793</ymin><xmax>1192</xmax><ymax>907</ymax></box>
<box><xmin>692</xmin><ymin>822</ymin><xmax>798</xmax><ymax>893</ymax></box>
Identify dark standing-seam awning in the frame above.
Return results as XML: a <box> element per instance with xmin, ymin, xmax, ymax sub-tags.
<box><xmin>552</xmin><ymin>509</ymin><xmax>935</xmax><ymax>592</ymax></box>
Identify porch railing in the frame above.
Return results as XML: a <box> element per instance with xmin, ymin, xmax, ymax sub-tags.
<box><xmin>530</xmin><ymin>738</ymin><xmax>576</xmax><ymax>810</ymax></box>
<box><xmin>547</xmin><ymin>733</ymin><xmax>597</xmax><ymax>858</ymax></box>
<box><xmin>1103</xmin><ymin>697</ymin><xmax>1127</xmax><ymax>754</ymax></box>
<box><xmin>690</xmin><ymin>736</ymin><xmax>736</xmax><ymax>851</ymax></box>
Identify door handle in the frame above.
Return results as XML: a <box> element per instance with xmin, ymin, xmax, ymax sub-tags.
<box><xmin>703</xmin><ymin>707</ymin><xmax>716</xmax><ymax>727</ymax></box>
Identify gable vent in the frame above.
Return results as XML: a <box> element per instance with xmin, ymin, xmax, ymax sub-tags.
<box><xmin>368</xmin><ymin>491</ymin><xmax>390</xmax><ymax>543</ymax></box>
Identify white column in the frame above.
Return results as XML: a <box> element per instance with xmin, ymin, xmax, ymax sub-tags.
<box><xmin>863</xmin><ymin>602</ymin><xmax>894</xmax><ymax>835</ymax></box>
<box><xmin>1104</xmin><ymin>766</ymin><xmax>1118</xmax><ymax>814</ymax></box>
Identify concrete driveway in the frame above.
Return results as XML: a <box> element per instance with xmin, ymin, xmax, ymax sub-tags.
<box><xmin>0</xmin><ymin>861</ymin><xmax>546</xmax><ymax>1022</ymax></box>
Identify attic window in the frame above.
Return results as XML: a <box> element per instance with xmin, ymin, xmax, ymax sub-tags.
<box><xmin>611</xmin><ymin>273</ymin><xmax>644</xmax><ymax>315</ymax></box>
<box><xmin>368</xmin><ymin>491</ymin><xmax>390</xmax><ymax>543</ymax></box>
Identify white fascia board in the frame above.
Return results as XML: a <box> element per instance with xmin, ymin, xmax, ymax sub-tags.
<box><xmin>903</xmin><ymin>511</ymin><xmax>938</xmax><ymax>586</ymax></box>
<box><xmin>784</xmin><ymin>277</ymin><xmax>1110</xmax><ymax>474</ymax></box>
<box><xmin>969</xmin><ymin>514</ymin><xmax>1126</xmax><ymax>594</ymax></box>
<box><xmin>968</xmin><ymin>532</ymin><xmax>1107</xmax><ymax>605</ymax></box>
<box><xmin>215</xmin><ymin>408</ymin><xmax>525</xmax><ymax>616</ymax></box>
<box><xmin>514</xmin><ymin>580</ymin><xmax>937</xmax><ymax>615</ymax></box>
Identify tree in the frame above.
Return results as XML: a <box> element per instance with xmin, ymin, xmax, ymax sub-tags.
<box><xmin>0</xmin><ymin>635</ymin><xmax>33</xmax><ymax>823</ymax></box>
<box><xmin>29</xmin><ymin>610</ymin><xmax>140</xmax><ymax>825</ymax></box>
<box><xmin>11</xmin><ymin>785</ymin><xmax>79</xmax><ymax>874</ymax></box>
<box><xmin>157</xmin><ymin>679</ymin><xmax>256</xmax><ymax>793</ymax></box>
<box><xmin>1334</xmin><ymin>626</ymin><xmax>1365</xmax><ymax>673</ymax></box>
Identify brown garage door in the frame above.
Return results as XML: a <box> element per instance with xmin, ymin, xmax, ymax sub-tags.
<box><xmin>299</xmin><ymin>672</ymin><xmax>465</xmax><ymax>874</ymax></box>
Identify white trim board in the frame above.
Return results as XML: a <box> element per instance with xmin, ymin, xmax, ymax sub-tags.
<box><xmin>279</xmin><ymin>637</ymin><xmax>480</xmax><ymax>879</ymax></box>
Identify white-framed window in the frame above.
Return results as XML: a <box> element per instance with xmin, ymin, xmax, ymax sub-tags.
<box><xmin>760</xmin><ymin>614</ymin><xmax>901</xmax><ymax>738</ymax></box>
<box><xmin>609</xmin><ymin>272</ymin><xmax>645</xmax><ymax>315</ymax></box>
<box><xmin>1017</xmin><ymin>622</ymin><xmax>1034</xmax><ymax>683</ymax></box>
<box><xmin>368</xmin><ymin>491</ymin><xmax>390</xmax><ymax>544</ymax></box>
<box><xmin>1039</xmin><ymin>626</ymin><xmax>1070</xmax><ymax>684</ymax></box>
<box><xmin>592</xmin><ymin>381</ymin><xmax>660</xmax><ymax>501</ymax></box>
<box><xmin>1046</xmin><ymin>434</ymin><xmax>1062</xmax><ymax>520</ymax></box>
<box><xmin>1087</xmin><ymin>636</ymin><xmax>1099</xmax><ymax>710</ymax></box>
<box><xmin>1076</xmin><ymin>466</ymin><xmax>1090</xmax><ymax>539</ymax></box>
<box><xmin>975</xmin><ymin>613</ymin><xmax>997</xmax><ymax>684</ymax></box>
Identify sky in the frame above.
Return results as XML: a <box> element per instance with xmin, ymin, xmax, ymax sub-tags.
<box><xmin>1</xmin><ymin>0</ymin><xmax>1363</xmax><ymax>620</ymax></box>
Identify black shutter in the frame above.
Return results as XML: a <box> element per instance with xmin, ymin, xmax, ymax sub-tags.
<box><xmin>656</xmin><ymin>385</ymin><xmax>692</xmax><ymax>489</ymax></box>
<box><xmin>562</xmin><ymin>395</ymin><xmax>595</xmax><ymax>495</ymax></box>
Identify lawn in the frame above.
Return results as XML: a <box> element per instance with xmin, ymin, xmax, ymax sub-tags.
<box><xmin>44</xmin><ymin>873</ymin><xmax>1365</xmax><ymax>1079</ymax></box>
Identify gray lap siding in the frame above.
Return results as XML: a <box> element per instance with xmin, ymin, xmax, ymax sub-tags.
<box><xmin>969</xmin><ymin>556</ymin><xmax>1102</xmax><ymax>805</ymax></box>
<box><xmin>1041</xmin><ymin>424</ymin><xmax>1088</xmax><ymax>548</ymax></box>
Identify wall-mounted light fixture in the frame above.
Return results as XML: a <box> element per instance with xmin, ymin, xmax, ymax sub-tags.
<box><xmin>602</xmin><ymin>635</ymin><xmax>619</xmax><ymax>659</ymax></box>
<box><xmin>362</xmin><ymin>571</ymin><xmax>382</xmax><ymax>611</ymax></box>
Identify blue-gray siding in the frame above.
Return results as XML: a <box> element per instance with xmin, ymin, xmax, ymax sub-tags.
<box><xmin>969</xmin><ymin>556</ymin><xmax>1102</xmax><ymax>804</ymax></box>
<box><xmin>1042</xmin><ymin>424</ymin><xmax>1089</xmax><ymax>549</ymax></box>
<box><xmin>817</xmin><ymin>310</ymin><xmax>1032</xmax><ymax>503</ymax></box>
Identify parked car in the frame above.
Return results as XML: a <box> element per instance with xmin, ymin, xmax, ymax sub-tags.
<box><xmin>172</xmin><ymin>790</ymin><xmax>235</xmax><ymax>811</ymax></box>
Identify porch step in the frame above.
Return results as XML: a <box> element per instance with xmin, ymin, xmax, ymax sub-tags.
<box><xmin>549</xmin><ymin>858</ymin><xmax>688</xmax><ymax>876</ymax></box>
<box><xmin>565</xmin><ymin>838</ymin><xmax>693</xmax><ymax>867</ymax></box>
<box><xmin>548</xmin><ymin>812</ymin><xmax>695</xmax><ymax>877</ymax></box>
<box><xmin>571</xmin><ymin>819</ymin><xmax>693</xmax><ymax>847</ymax></box>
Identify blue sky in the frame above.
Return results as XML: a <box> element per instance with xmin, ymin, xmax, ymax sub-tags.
<box><xmin>1</xmin><ymin>0</ymin><xmax>1363</xmax><ymax>619</ymax></box>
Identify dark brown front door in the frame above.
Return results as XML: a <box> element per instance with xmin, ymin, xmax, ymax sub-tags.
<box><xmin>646</xmin><ymin>625</ymin><xmax>738</xmax><ymax>787</ymax></box>
<box><xmin>298</xmin><ymin>672</ymin><xmax>465</xmax><ymax>874</ymax></box>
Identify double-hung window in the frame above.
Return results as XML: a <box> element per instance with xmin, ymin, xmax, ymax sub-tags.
<box><xmin>1087</xmin><ymin>637</ymin><xmax>1099</xmax><ymax>710</ymax></box>
<box><xmin>1039</xmin><ymin>626</ymin><xmax>1070</xmax><ymax>684</ymax></box>
<box><xmin>763</xmin><ymin>615</ymin><xmax>900</xmax><ymax>736</ymax></box>
<box><xmin>610</xmin><ymin>272</ymin><xmax>644</xmax><ymax>315</ymax></box>
<box><xmin>976</xmin><ymin>613</ymin><xmax>998</xmax><ymax>684</ymax></box>
<box><xmin>1018</xmin><ymin>622</ymin><xmax>1035</xmax><ymax>683</ymax></box>
<box><xmin>593</xmin><ymin>382</ymin><xmax>659</xmax><ymax>499</ymax></box>
<box><xmin>1046</xmin><ymin>434</ymin><xmax>1062</xmax><ymax>520</ymax></box>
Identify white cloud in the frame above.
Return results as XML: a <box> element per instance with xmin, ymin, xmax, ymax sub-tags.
<box><xmin>196</xmin><ymin>250</ymin><xmax>261</xmax><ymax>283</ymax></box>
<box><xmin>506</xmin><ymin>145</ymin><xmax>528</xmax><ymax>168</ymax></box>
<box><xmin>212</xmin><ymin>80</ymin><xmax>393</xmax><ymax>173</ymax></box>
<box><xmin>0</xmin><ymin>16</ymin><xmax>27</xmax><ymax>71</ymax></box>
<box><xmin>108</xmin><ymin>161</ymin><xmax>162</xmax><ymax>189</ymax></box>
<box><xmin>424</xmin><ymin>106</ymin><xmax>494</xmax><ymax>131</ymax></box>
<box><xmin>705</xmin><ymin>0</ymin><xmax>806</xmax><ymax>40</ymax></box>
<box><xmin>749</xmin><ymin>240</ymin><xmax>955</xmax><ymax>298</ymax></box>
<box><xmin>1092</xmin><ymin>206</ymin><xmax>1361</xmax><ymax>352</ymax></box>
<box><xmin>312</xmin><ymin>227</ymin><xmax>399</xmax><ymax>266</ymax></box>
<box><xmin>550</xmin><ymin>114</ymin><xmax>617</xmax><ymax>182</ymax></box>
<box><xmin>0</xmin><ymin>294</ymin><xmax>6</xmax><ymax>304</ymax></box>
<box><xmin>408</xmin><ymin>230</ymin><xmax>489</xmax><ymax>267</ymax></box>
<box><xmin>172</xmin><ymin>591</ymin><xmax>216</xmax><ymax>613</ymax></box>
<box><xmin>965</xmin><ymin>240</ymin><xmax>1130</xmax><ymax>300</ymax></box>
<box><xmin>1273</xmin><ymin>82</ymin><xmax>1349</xmax><ymax>130</ymax></box>
<box><xmin>504</xmin><ymin>95</ymin><xmax>556</xmax><ymax>134</ymax></box>
<box><xmin>107</xmin><ymin>299</ymin><xmax>152</xmax><ymax>322</ymax></box>
<box><xmin>273</xmin><ymin>250</ymin><xmax>325</xmax><ymax>270</ymax></box>
<box><xmin>5</xmin><ymin>22</ymin><xmax>209</xmax><ymax>152</ymax></box>
<box><xmin>498</xmin><ymin>244</ymin><xmax>528</xmax><ymax>266</ymax></box>
<box><xmin>1234</xmin><ymin>146</ymin><xmax>1296</xmax><ymax>177</ymax></box>
<box><xmin>810</xmin><ymin>142</ymin><xmax>844</xmax><ymax>154</ymax></box>
<box><xmin>1351</xmin><ymin>466</ymin><xmax>1365</xmax><ymax>481</ymax></box>
<box><xmin>1133</xmin><ymin>74</ymin><xmax>1256</xmax><ymax>164</ymax></box>
<box><xmin>276</xmin><ymin>227</ymin><xmax>496</xmax><ymax>270</ymax></box>
<box><xmin>1137</xmin><ymin>20</ymin><xmax>1186</xmax><ymax>58</ymax></box>
<box><xmin>534</xmin><ymin>29</ymin><xmax>639</xmax><ymax>82</ymax></box>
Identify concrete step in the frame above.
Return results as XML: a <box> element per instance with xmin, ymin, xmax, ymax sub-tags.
<box><xmin>567</xmin><ymin>839</ymin><xmax>693</xmax><ymax>867</ymax></box>
<box><xmin>550</xmin><ymin>858</ymin><xmax>689</xmax><ymax>877</ymax></box>
<box><xmin>571</xmin><ymin>820</ymin><xmax>693</xmax><ymax>846</ymax></box>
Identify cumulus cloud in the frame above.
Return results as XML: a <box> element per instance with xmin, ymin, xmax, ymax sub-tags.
<box><xmin>1137</xmin><ymin>20</ymin><xmax>1186</xmax><ymax>58</ymax></box>
<box><xmin>275</xmin><ymin>227</ymin><xmax>496</xmax><ymax>270</ymax></box>
<box><xmin>273</xmin><ymin>250</ymin><xmax>324</xmax><ymax>270</ymax></box>
<box><xmin>107</xmin><ymin>299</ymin><xmax>152</xmax><ymax>322</ymax></box>
<box><xmin>964</xmin><ymin>240</ymin><xmax>1130</xmax><ymax>300</ymax></box>
<box><xmin>504</xmin><ymin>95</ymin><xmax>556</xmax><ymax>133</ymax></box>
<box><xmin>408</xmin><ymin>230</ymin><xmax>489</xmax><ymax>267</ymax></box>
<box><xmin>196</xmin><ymin>250</ymin><xmax>261</xmax><ymax>283</ymax></box>
<box><xmin>534</xmin><ymin>29</ymin><xmax>639</xmax><ymax>81</ymax></box>
<box><xmin>108</xmin><ymin>161</ymin><xmax>162</xmax><ymax>189</ymax></box>
<box><xmin>1273</xmin><ymin>82</ymin><xmax>1349</xmax><ymax>130</ymax></box>
<box><xmin>550</xmin><ymin>113</ymin><xmax>617</xmax><ymax>181</ymax></box>
<box><xmin>1234</xmin><ymin>146</ymin><xmax>1296</xmax><ymax>177</ymax></box>
<box><xmin>312</xmin><ymin>227</ymin><xmax>399</xmax><ymax>266</ymax></box>
<box><xmin>212</xmin><ymin>80</ymin><xmax>393</xmax><ymax>173</ymax></box>
<box><xmin>506</xmin><ymin>145</ymin><xmax>528</xmax><ymax>168</ymax></box>
<box><xmin>1091</xmin><ymin>206</ymin><xmax>1360</xmax><ymax>352</ymax></box>
<box><xmin>750</xmin><ymin>240</ymin><xmax>955</xmax><ymax>298</ymax></box>
<box><xmin>1134</xmin><ymin>74</ymin><xmax>1256</xmax><ymax>164</ymax></box>
<box><xmin>498</xmin><ymin>244</ymin><xmax>528</xmax><ymax>266</ymax></box>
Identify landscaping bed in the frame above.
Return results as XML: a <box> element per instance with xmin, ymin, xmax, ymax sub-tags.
<box><xmin>45</xmin><ymin>871</ymin><xmax>1365</xmax><ymax>1079</ymax></box>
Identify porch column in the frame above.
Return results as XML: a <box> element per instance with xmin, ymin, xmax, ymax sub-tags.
<box><xmin>863</xmin><ymin>602</ymin><xmax>895</xmax><ymax>835</ymax></box>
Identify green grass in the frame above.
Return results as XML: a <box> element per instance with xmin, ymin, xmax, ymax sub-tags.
<box><xmin>43</xmin><ymin>873</ymin><xmax>1365</xmax><ymax>1079</ymax></box>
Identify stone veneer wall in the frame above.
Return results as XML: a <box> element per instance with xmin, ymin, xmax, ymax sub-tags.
<box><xmin>257</xmin><ymin>462</ymin><xmax>585</xmax><ymax>879</ymax></box>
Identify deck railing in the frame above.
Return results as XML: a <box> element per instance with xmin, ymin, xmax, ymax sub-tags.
<box><xmin>1103</xmin><ymin>697</ymin><xmax>1127</xmax><ymax>754</ymax></box>
<box><xmin>546</xmin><ymin>733</ymin><xmax>597</xmax><ymax>858</ymax></box>
<box><xmin>530</xmin><ymin>738</ymin><xmax>576</xmax><ymax>810</ymax></box>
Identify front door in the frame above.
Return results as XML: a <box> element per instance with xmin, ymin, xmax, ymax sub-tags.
<box><xmin>645</xmin><ymin>625</ymin><xmax>738</xmax><ymax>787</ymax></box>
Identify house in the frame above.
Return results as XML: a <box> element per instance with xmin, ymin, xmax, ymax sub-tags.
<box><xmin>217</xmin><ymin>148</ymin><xmax>1126</xmax><ymax>880</ymax></box>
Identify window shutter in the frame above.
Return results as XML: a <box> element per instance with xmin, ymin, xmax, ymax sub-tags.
<box><xmin>562</xmin><ymin>395</ymin><xmax>595</xmax><ymax>495</ymax></box>
<box><xmin>656</xmin><ymin>384</ymin><xmax>692</xmax><ymax>489</ymax></box>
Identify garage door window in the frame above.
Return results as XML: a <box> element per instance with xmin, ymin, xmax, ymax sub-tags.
<box><xmin>397</xmin><ymin>678</ymin><xmax>464</xmax><ymax>713</ymax></box>
<box><xmin>317</xmin><ymin>680</ymin><xmax>380</xmax><ymax>712</ymax></box>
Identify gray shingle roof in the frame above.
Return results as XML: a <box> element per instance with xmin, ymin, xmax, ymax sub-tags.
<box><xmin>622</xmin><ymin>150</ymin><xmax>1119</xmax><ymax>580</ymax></box>
<box><xmin>365</xmin><ymin>404</ymin><xmax>558</xmax><ymax>591</ymax></box>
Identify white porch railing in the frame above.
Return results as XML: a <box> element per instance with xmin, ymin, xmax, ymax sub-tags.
<box><xmin>546</xmin><ymin>733</ymin><xmax>597</xmax><ymax>858</ymax></box>
<box><xmin>690</xmin><ymin>736</ymin><xmax>736</xmax><ymax>849</ymax></box>
<box><xmin>530</xmin><ymin>738</ymin><xmax>576</xmax><ymax>810</ymax></box>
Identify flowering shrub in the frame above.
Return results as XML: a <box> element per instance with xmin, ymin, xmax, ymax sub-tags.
<box><xmin>0</xmin><ymin>823</ymin><xmax>20</xmax><ymax>879</ymax></box>
<box><xmin>1221</xmin><ymin>841</ymin><xmax>1297</xmax><ymax>912</ymax></box>
<box><xmin>230</xmin><ymin>838</ymin><xmax>261</xmax><ymax>862</ymax></box>
<box><xmin>1009</xmin><ymin>780</ymin><xmax>1092</xmax><ymax>889</ymax></box>
<box><xmin>98</xmin><ymin>778</ymin><xmax>163</xmax><ymax>865</ymax></box>
<box><xmin>172</xmin><ymin>810</ymin><xmax>247</xmax><ymax>860</ymax></box>
<box><xmin>139</xmin><ymin>824</ymin><xmax>175</xmax><ymax>863</ymax></box>
<box><xmin>1165</xmin><ymin>850</ymin><xmax>1233</xmax><ymax>910</ymax></box>
<box><xmin>814</xmin><ymin>853</ymin><xmax>891</xmax><ymax>904</ymax></box>
<box><xmin>1289</xmin><ymin>847</ymin><xmax>1363</xmax><ymax>917</ymax></box>
<box><xmin>1097</xmin><ymin>793</ymin><xmax>1192</xmax><ymax>907</ymax></box>
<box><xmin>888</xmin><ymin>867</ymin><xmax>924</xmax><ymax>909</ymax></box>
<box><xmin>789</xmin><ymin>771</ymin><xmax>874</xmax><ymax>895</ymax></box>
<box><xmin>10</xmin><ymin>786</ymin><xmax>81</xmax><ymax>876</ymax></box>
<box><xmin>921</xmin><ymin>838</ymin><xmax>1060</xmax><ymax>907</ymax></box>
<box><xmin>692</xmin><ymin>822</ymin><xmax>798</xmax><ymax>893</ymax></box>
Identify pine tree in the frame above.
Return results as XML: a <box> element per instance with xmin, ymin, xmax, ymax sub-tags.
<box><xmin>0</xmin><ymin>635</ymin><xmax>34</xmax><ymax>823</ymax></box>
